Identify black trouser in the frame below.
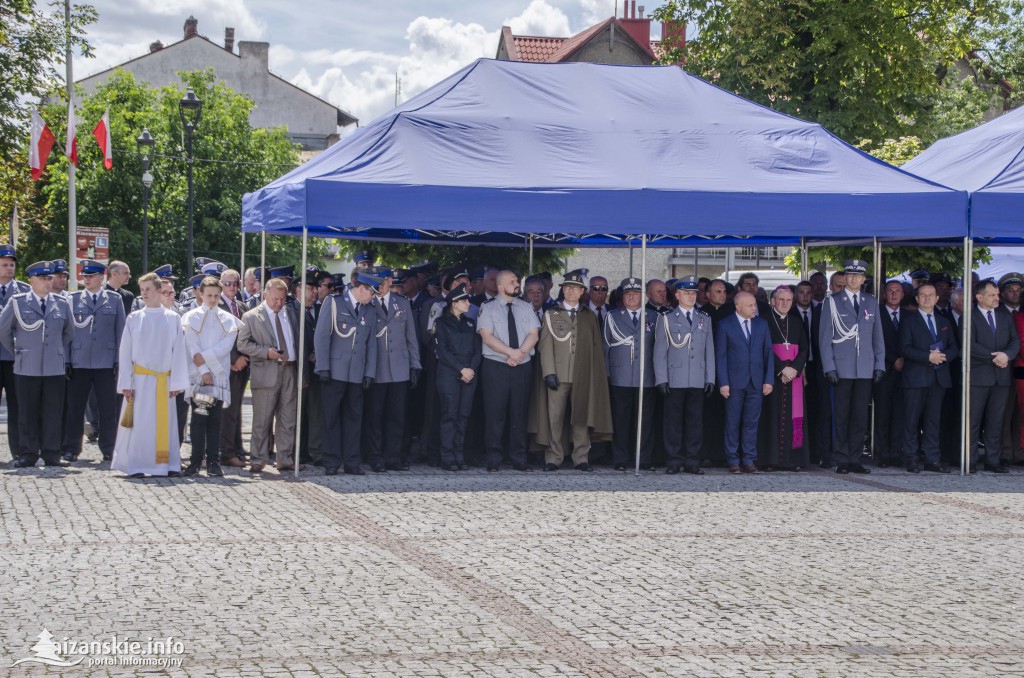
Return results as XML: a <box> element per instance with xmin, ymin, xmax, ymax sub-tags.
<box><xmin>481</xmin><ymin>359</ymin><xmax>532</xmax><ymax>468</ymax></box>
<box><xmin>0</xmin><ymin>359</ymin><xmax>20</xmax><ymax>459</ymax></box>
<box><xmin>872</xmin><ymin>369</ymin><xmax>904</xmax><ymax>463</ymax></box>
<box><xmin>321</xmin><ymin>379</ymin><xmax>364</xmax><ymax>471</ymax></box>
<box><xmin>300</xmin><ymin>376</ymin><xmax>322</xmax><ymax>464</ymax></box>
<box><xmin>188</xmin><ymin>399</ymin><xmax>223</xmax><ymax>466</ymax></box>
<box><xmin>364</xmin><ymin>380</ymin><xmax>409</xmax><ymax>467</ymax></box>
<box><xmin>218</xmin><ymin>367</ymin><xmax>248</xmax><ymax>461</ymax></box>
<box><xmin>85</xmin><ymin>387</ymin><xmax>99</xmax><ymax>431</ymax></box>
<box><xmin>437</xmin><ymin>366</ymin><xmax>477</xmax><ymax>466</ymax></box>
<box><xmin>175</xmin><ymin>393</ymin><xmax>188</xmax><ymax>449</ymax></box>
<box><xmin>664</xmin><ymin>387</ymin><xmax>705</xmax><ymax>470</ymax></box>
<box><xmin>832</xmin><ymin>378</ymin><xmax>873</xmax><ymax>466</ymax></box>
<box><xmin>807</xmin><ymin>363</ymin><xmax>833</xmax><ymax>465</ymax></box>
<box><xmin>63</xmin><ymin>368</ymin><xmax>117</xmax><ymax>458</ymax></box>
<box><xmin>16</xmin><ymin>374</ymin><xmax>65</xmax><ymax>464</ymax></box>
<box><xmin>970</xmin><ymin>384</ymin><xmax>1009</xmax><ymax>468</ymax></box>
<box><xmin>610</xmin><ymin>385</ymin><xmax>654</xmax><ymax>467</ymax></box>
<box><xmin>419</xmin><ymin>350</ymin><xmax>441</xmax><ymax>464</ymax></box>
<box><xmin>902</xmin><ymin>384</ymin><xmax>945</xmax><ymax>467</ymax></box>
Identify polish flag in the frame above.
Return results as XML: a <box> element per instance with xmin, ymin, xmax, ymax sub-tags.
<box><xmin>65</xmin><ymin>101</ymin><xmax>77</xmax><ymax>167</ymax></box>
<box><xmin>93</xmin><ymin>108</ymin><xmax>112</xmax><ymax>170</ymax></box>
<box><xmin>29</xmin><ymin>110</ymin><xmax>55</xmax><ymax>181</ymax></box>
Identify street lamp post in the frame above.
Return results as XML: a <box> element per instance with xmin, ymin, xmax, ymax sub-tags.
<box><xmin>178</xmin><ymin>87</ymin><xmax>203</xmax><ymax>271</ymax></box>
<box><xmin>136</xmin><ymin>128</ymin><xmax>155</xmax><ymax>273</ymax></box>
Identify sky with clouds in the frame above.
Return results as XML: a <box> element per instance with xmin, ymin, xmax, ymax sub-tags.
<box><xmin>74</xmin><ymin>0</ymin><xmax>661</xmax><ymax>126</ymax></box>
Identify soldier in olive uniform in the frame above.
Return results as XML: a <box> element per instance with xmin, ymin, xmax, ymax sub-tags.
<box><xmin>654</xmin><ymin>276</ymin><xmax>716</xmax><ymax>475</ymax></box>
<box><xmin>0</xmin><ymin>261</ymin><xmax>74</xmax><ymax>467</ymax></box>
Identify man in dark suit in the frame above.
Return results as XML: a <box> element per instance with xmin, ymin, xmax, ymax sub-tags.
<box><xmin>715</xmin><ymin>291</ymin><xmax>774</xmax><ymax>473</ymax></box>
<box><xmin>969</xmin><ymin>279</ymin><xmax>1020</xmax><ymax>472</ymax></box>
<box><xmin>792</xmin><ymin>281</ymin><xmax>833</xmax><ymax>467</ymax></box>
<box><xmin>874</xmin><ymin>279</ymin><xmax>905</xmax><ymax>467</ymax></box>
<box><xmin>899</xmin><ymin>283</ymin><xmax>959</xmax><ymax>473</ymax></box>
<box><xmin>216</xmin><ymin>268</ymin><xmax>250</xmax><ymax>467</ymax></box>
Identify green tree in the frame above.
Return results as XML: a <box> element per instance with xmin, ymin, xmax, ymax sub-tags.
<box><xmin>25</xmin><ymin>69</ymin><xmax>314</xmax><ymax>288</ymax></box>
<box><xmin>0</xmin><ymin>0</ymin><xmax>96</xmax><ymax>160</ymax></box>
<box><xmin>332</xmin><ymin>241</ymin><xmax>571</xmax><ymax>278</ymax></box>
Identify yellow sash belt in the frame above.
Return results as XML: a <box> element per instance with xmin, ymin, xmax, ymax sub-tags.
<box><xmin>134</xmin><ymin>363</ymin><xmax>171</xmax><ymax>464</ymax></box>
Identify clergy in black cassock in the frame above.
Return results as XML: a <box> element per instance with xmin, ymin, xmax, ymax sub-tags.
<box><xmin>758</xmin><ymin>286</ymin><xmax>809</xmax><ymax>470</ymax></box>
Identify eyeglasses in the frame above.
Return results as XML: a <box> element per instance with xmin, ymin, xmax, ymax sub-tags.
<box><xmin>222</xmin><ymin>280</ymin><xmax>240</xmax><ymax>287</ymax></box>
<box><xmin>590</xmin><ymin>286</ymin><xmax>608</xmax><ymax>292</ymax></box>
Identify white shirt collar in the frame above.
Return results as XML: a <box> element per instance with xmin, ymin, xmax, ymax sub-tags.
<box><xmin>845</xmin><ymin>289</ymin><xmax>860</xmax><ymax>304</ymax></box>
<box><xmin>562</xmin><ymin>302</ymin><xmax>578</xmax><ymax>312</ymax></box>
<box><xmin>736</xmin><ymin>312</ymin><xmax>750</xmax><ymax>325</ymax></box>
<box><xmin>918</xmin><ymin>308</ymin><xmax>937</xmax><ymax>322</ymax></box>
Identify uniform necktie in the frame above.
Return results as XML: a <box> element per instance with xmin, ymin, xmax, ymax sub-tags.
<box><xmin>632</xmin><ymin>312</ymin><xmax>638</xmax><ymax>327</ymax></box>
<box><xmin>685</xmin><ymin>310</ymin><xmax>692</xmax><ymax>325</ymax></box>
<box><xmin>1</xmin><ymin>285</ymin><xmax>7</xmax><ymax>302</ymax></box>
<box><xmin>892</xmin><ymin>310</ymin><xmax>899</xmax><ymax>329</ymax></box>
<box><xmin>383</xmin><ymin>297</ymin><xmax>389</xmax><ymax>317</ymax></box>
<box><xmin>92</xmin><ymin>293</ymin><xmax>98</xmax><ymax>306</ymax></box>
<box><xmin>275</xmin><ymin>311</ymin><xmax>288</xmax><ymax>360</ymax></box>
<box><xmin>852</xmin><ymin>294</ymin><xmax>860</xmax><ymax>316</ymax></box>
<box><xmin>569</xmin><ymin>308</ymin><xmax>576</xmax><ymax>320</ymax></box>
<box><xmin>40</xmin><ymin>298</ymin><xmax>46</xmax><ymax>315</ymax></box>
<box><xmin>507</xmin><ymin>302</ymin><xmax>519</xmax><ymax>350</ymax></box>
<box><xmin>988</xmin><ymin>310</ymin><xmax>997</xmax><ymax>335</ymax></box>
<box><xmin>927</xmin><ymin>313</ymin><xmax>936</xmax><ymax>340</ymax></box>
<box><xmin>743</xmin><ymin>318</ymin><xmax>750</xmax><ymax>340</ymax></box>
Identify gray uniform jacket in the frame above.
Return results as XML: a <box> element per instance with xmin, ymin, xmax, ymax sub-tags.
<box><xmin>369</xmin><ymin>294</ymin><xmax>421</xmax><ymax>383</ymax></box>
<box><xmin>314</xmin><ymin>295</ymin><xmax>377</xmax><ymax>383</ymax></box>
<box><xmin>0</xmin><ymin>280</ymin><xmax>30</xmax><ymax>361</ymax></box>
<box><xmin>68</xmin><ymin>289</ymin><xmax>126</xmax><ymax>369</ymax></box>
<box><xmin>818</xmin><ymin>291</ymin><xmax>886</xmax><ymax>379</ymax></box>
<box><xmin>0</xmin><ymin>293</ymin><xmax>74</xmax><ymax>376</ymax></box>
<box><xmin>653</xmin><ymin>307</ymin><xmax>716</xmax><ymax>388</ymax></box>
<box><xmin>603</xmin><ymin>307</ymin><xmax>655</xmax><ymax>388</ymax></box>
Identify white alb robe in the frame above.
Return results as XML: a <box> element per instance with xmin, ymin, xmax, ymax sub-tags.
<box><xmin>181</xmin><ymin>305</ymin><xmax>241</xmax><ymax>405</ymax></box>
<box><xmin>111</xmin><ymin>305</ymin><xmax>190</xmax><ymax>475</ymax></box>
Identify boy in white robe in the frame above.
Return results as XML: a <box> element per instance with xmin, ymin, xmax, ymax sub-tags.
<box><xmin>181</xmin><ymin>276</ymin><xmax>241</xmax><ymax>477</ymax></box>
<box><xmin>111</xmin><ymin>272</ymin><xmax>189</xmax><ymax>477</ymax></box>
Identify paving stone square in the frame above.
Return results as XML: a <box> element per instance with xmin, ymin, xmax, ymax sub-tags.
<box><xmin>1</xmin><ymin>399</ymin><xmax>1023</xmax><ymax>676</ymax></box>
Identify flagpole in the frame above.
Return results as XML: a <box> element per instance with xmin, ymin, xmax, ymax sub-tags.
<box><xmin>65</xmin><ymin>0</ymin><xmax>78</xmax><ymax>291</ymax></box>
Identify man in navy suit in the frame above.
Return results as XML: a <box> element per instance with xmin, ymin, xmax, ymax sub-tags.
<box><xmin>715</xmin><ymin>292</ymin><xmax>774</xmax><ymax>473</ymax></box>
<box><xmin>969</xmin><ymin>279</ymin><xmax>1020</xmax><ymax>472</ymax></box>
<box><xmin>899</xmin><ymin>283</ymin><xmax>959</xmax><ymax>473</ymax></box>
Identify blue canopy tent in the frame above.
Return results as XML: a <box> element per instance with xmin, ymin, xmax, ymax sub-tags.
<box><xmin>241</xmin><ymin>58</ymin><xmax>970</xmax><ymax>477</ymax></box>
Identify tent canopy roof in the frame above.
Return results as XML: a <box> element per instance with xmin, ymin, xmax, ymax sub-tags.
<box><xmin>242</xmin><ymin>59</ymin><xmax>966</xmax><ymax>245</ymax></box>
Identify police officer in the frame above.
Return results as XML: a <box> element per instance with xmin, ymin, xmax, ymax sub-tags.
<box><xmin>604</xmin><ymin>277</ymin><xmax>656</xmax><ymax>471</ymax></box>
<box><xmin>315</xmin><ymin>271</ymin><xmax>377</xmax><ymax>475</ymax></box>
<box><xmin>364</xmin><ymin>268</ymin><xmax>421</xmax><ymax>472</ymax></box>
<box><xmin>61</xmin><ymin>260</ymin><xmax>125</xmax><ymax>462</ymax></box>
<box><xmin>654</xmin><ymin>276</ymin><xmax>715</xmax><ymax>475</ymax></box>
<box><xmin>0</xmin><ymin>261</ymin><xmax>74</xmax><ymax>467</ymax></box>
<box><xmin>50</xmin><ymin>259</ymin><xmax>70</xmax><ymax>298</ymax></box>
<box><xmin>433</xmin><ymin>283</ymin><xmax>482</xmax><ymax>471</ymax></box>
<box><xmin>0</xmin><ymin>243</ymin><xmax>29</xmax><ymax>462</ymax></box>
<box><xmin>819</xmin><ymin>259</ymin><xmax>886</xmax><ymax>474</ymax></box>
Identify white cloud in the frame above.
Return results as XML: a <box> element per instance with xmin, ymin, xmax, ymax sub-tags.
<box><xmin>580</xmin><ymin>0</ymin><xmax>614</xmax><ymax>26</ymax></box>
<box><xmin>504</xmin><ymin>0</ymin><xmax>570</xmax><ymax>36</ymax></box>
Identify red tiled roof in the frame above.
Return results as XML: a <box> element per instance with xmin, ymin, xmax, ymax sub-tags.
<box><xmin>511</xmin><ymin>35</ymin><xmax>567</xmax><ymax>63</ymax></box>
<box><xmin>547</xmin><ymin>18</ymin><xmax>614</xmax><ymax>62</ymax></box>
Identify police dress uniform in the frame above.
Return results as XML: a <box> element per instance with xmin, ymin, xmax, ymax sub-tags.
<box><xmin>432</xmin><ymin>284</ymin><xmax>482</xmax><ymax>470</ymax></box>
<box><xmin>0</xmin><ymin>251</ymin><xmax>30</xmax><ymax>460</ymax></box>
<box><xmin>62</xmin><ymin>266</ymin><xmax>126</xmax><ymax>461</ymax></box>
<box><xmin>654</xmin><ymin>278</ymin><xmax>715</xmax><ymax>474</ymax></box>
<box><xmin>0</xmin><ymin>261</ymin><xmax>74</xmax><ymax>466</ymax></box>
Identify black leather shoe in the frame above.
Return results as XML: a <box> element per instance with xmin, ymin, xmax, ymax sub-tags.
<box><xmin>61</xmin><ymin>451</ymin><xmax>78</xmax><ymax>462</ymax></box>
<box><xmin>684</xmin><ymin>466</ymin><xmax>705</xmax><ymax>475</ymax></box>
<box><xmin>923</xmin><ymin>463</ymin><xmax>950</xmax><ymax>474</ymax></box>
<box><xmin>12</xmin><ymin>458</ymin><xmax>36</xmax><ymax>468</ymax></box>
<box><xmin>128</xmin><ymin>472</ymin><xmax>145</xmax><ymax>478</ymax></box>
<box><xmin>543</xmin><ymin>463</ymin><xmax>559</xmax><ymax>472</ymax></box>
<box><xmin>986</xmin><ymin>464</ymin><xmax>1010</xmax><ymax>474</ymax></box>
<box><xmin>325</xmin><ymin>468</ymin><xmax>340</xmax><ymax>476</ymax></box>
<box><xmin>101</xmin><ymin>453</ymin><xmax>113</xmax><ymax>462</ymax></box>
<box><xmin>457</xmin><ymin>464</ymin><xmax>468</xmax><ymax>471</ymax></box>
<box><xmin>614</xmin><ymin>464</ymin><xmax>627</xmax><ymax>471</ymax></box>
<box><xmin>166</xmin><ymin>470</ymin><xmax>181</xmax><ymax>477</ymax></box>
<box><xmin>849</xmin><ymin>464</ymin><xmax>871</xmax><ymax>474</ymax></box>
<box><xmin>441</xmin><ymin>463</ymin><xmax>458</xmax><ymax>471</ymax></box>
<box><xmin>512</xmin><ymin>463</ymin><xmax>532</xmax><ymax>472</ymax></box>
<box><xmin>835</xmin><ymin>465</ymin><xmax>849</xmax><ymax>474</ymax></box>
<box><xmin>345</xmin><ymin>466</ymin><xmax>366</xmax><ymax>475</ymax></box>
<box><xmin>371</xmin><ymin>464</ymin><xmax>387</xmax><ymax>473</ymax></box>
<box><xmin>183</xmin><ymin>463</ymin><xmax>202</xmax><ymax>477</ymax></box>
<box><xmin>574</xmin><ymin>463</ymin><xmax>594</xmax><ymax>472</ymax></box>
<box><xmin>386</xmin><ymin>463</ymin><xmax>409</xmax><ymax>471</ymax></box>
<box><xmin>665</xmin><ymin>466</ymin><xmax>681</xmax><ymax>475</ymax></box>
<box><xmin>207</xmin><ymin>463</ymin><xmax>224</xmax><ymax>477</ymax></box>
<box><xmin>907</xmin><ymin>464</ymin><xmax>921</xmax><ymax>473</ymax></box>
<box><xmin>641</xmin><ymin>465</ymin><xmax>656</xmax><ymax>472</ymax></box>
<box><xmin>487</xmin><ymin>466</ymin><xmax>499</xmax><ymax>472</ymax></box>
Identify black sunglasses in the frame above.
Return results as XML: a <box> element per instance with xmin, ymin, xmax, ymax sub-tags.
<box><xmin>590</xmin><ymin>285</ymin><xmax>608</xmax><ymax>292</ymax></box>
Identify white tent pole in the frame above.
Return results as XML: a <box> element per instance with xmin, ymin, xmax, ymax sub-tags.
<box><xmin>635</xmin><ymin>234</ymin><xmax>648</xmax><ymax>477</ymax></box>
<box><xmin>870</xmin><ymin>237</ymin><xmax>880</xmax><ymax>459</ymax></box>
<box><xmin>295</xmin><ymin>227</ymin><xmax>308</xmax><ymax>479</ymax></box>
<box><xmin>962</xmin><ymin>236</ymin><xmax>973</xmax><ymax>475</ymax></box>
<box><xmin>528</xmin><ymin>234</ymin><xmax>534</xmax><ymax>275</ymax></box>
<box><xmin>240</xmin><ymin>231</ymin><xmax>245</xmax><ymax>277</ymax></box>
<box><xmin>260</xmin><ymin>230</ymin><xmax>267</xmax><ymax>285</ymax></box>
<box><xmin>800</xmin><ymin>237</ymin><xmax>808</xmax><ymax>280</ymax></box>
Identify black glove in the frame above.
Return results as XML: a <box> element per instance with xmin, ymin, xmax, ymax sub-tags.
<box><xmin>409</xmin><ymin>368</ymin><xmax>421</xmax><ymax>389</ymax></box>
<box><xmin>825</xmin><ymin>371</ymin><xmax>839</xmax><ymax>385</ymax></box>
<box><xmin>363</xmin><ymin>376</ymin><xmax>375</xmax><ymax>390</ymax></box>
<box><xmin>65</xmin><ymin>365</ymin><xmax>73</xmax><ymax>381</ymax></box>
<box><xmin>657</xmin><ymin>382</ymin><xmax>670</xmax><ymax>396</ymax></box>
<box><xmin>317</xmin><ymin>371</ymin><xmax>331</xmax><ymax>384</ymax></box>
<box><xmin>704</xmin><ymin>382</ymin><xmax>715</xmax><ymax>396</ymax></box>
<box><xmin>873</xmin><ymin>369</ymin><xmax>885</xmax><ymax>384</ymax></box>
<box><xmin>544</xmin><ymin>374</ymin><xmax>559</xmax><ymax>391</ymax></box>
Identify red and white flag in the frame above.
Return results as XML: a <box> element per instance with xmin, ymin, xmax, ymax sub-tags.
<box><xmin>29</xmin><ymin>110</ymin><xmax>55</xmax><ymax>181</ymax></box>
<box><xmin>93</xmin><ymin>108</ymin><xmax>112</xmax><ymax>170</ymax></box>
<box><xmin>65</xmin><ymin>101</ymin><xmax>78</xmax><ymax>167</ymax></box>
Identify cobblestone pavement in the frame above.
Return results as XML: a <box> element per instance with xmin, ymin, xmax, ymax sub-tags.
<box><xmin>2</xmin><ymin>398</ymin><xmax>1024</xmax><ymax>676</ymax></box>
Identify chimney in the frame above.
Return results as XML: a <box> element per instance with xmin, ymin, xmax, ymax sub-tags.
<box><xmin>183</xmin><ymin>15</ymin><xmax>198</xmax><ymax>39</ymax></box>
<box><xmin>238</xmin><ymin>41</ymin><xmax>270</xmax><ymax>73</ymax></box>
<box><xmin>622</xmin><ymin>0</ymin><xmax>628</xmax><ymax>18</ymax></box>
<box><xmin>149</xmin><ymin>40</ymin><xmax>164</xmax><ymax>53</ymax></box>
<box><xmin>620</xmin><ymin>4</ymin><xmax>651</xmax><ymax>50</ymax></box>
<box><xmin>224</xmin><ymin>27</ymin><xmax>235</xmax><ymax>53</ymax></box>
<box><xmin>631</xmin><ymin>0</ymin><xmax>636</xmax><ymax>18</ymax></box>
